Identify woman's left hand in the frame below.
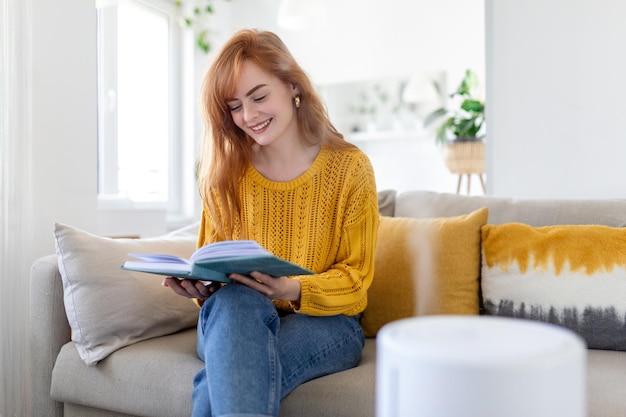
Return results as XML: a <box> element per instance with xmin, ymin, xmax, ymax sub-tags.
<box><xmin>228</xmin><ymin>271</ymin><xmax>301</xmax><ymax>302</ymax></box>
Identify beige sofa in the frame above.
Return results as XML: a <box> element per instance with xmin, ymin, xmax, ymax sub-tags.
<box><xmin>30</xmin><ymin>190</ymin><xmax>626</xmax><ymax>417</ymax></box>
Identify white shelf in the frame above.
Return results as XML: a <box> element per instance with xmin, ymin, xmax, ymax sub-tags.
<box><xmin>346</xmin><ymin>129</ymin><xmax>429</xmax><ymax>143</ymax></box>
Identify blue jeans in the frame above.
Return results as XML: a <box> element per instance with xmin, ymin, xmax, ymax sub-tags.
<box><xmin>191</xmin><ymin>284</ymin><xmax>365</xmax><ymax>417</ymax></box>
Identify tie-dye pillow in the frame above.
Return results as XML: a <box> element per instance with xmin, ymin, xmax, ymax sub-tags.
<box><xmin>481</xmin><ymin>222</ymin><xmax>626</xmax><ymax>351</ymax></box>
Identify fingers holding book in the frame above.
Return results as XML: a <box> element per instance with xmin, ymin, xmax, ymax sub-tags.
<box><xmin>162</xmin><ymin>277</ymin><xmax>221</xmax><ymax>300</ymax></box>
<box><xmin>229</xmin><ymin>271</ymin><xmax>301</xmax><ymax>302</ymax></box>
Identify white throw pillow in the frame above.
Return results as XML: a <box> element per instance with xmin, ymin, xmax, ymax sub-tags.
<box><xmin>482</xmin><ymin>222</ymin><xmax>626</xmax><ymax>351</ymax></box>
<box><xmin>54</xmin><ymin>222</ymin><xmax>201</xmax><ymax>365</ymax></box>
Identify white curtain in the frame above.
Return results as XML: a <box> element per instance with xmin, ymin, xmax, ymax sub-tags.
<box><xmin>1</xmin><ymin>0</ymin><xmax>33</xmax><ymax>414</ymax></box>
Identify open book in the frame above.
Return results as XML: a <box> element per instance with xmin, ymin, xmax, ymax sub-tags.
<box><xmin>121</xmin><ymin>240</ymin><xmax>314</xmax><ymax>283</ymax></box>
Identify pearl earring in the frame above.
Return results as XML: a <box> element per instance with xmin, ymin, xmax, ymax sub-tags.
<box><xmin>294</xmin><ymin>95</ymin><xmax>301</xmax><ymax>108</ymax></box>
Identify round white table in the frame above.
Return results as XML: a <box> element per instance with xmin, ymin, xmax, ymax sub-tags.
<box><xmin>377</xmin><ymin>315</ymin><xmax>586</xmax><ymax>417</ymax></box>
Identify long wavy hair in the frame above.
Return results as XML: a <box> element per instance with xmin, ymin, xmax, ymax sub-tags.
<box><xmin>197</xmin><ymin>29</ymin><xmax>356</xmax><ymax>239</ymax></box>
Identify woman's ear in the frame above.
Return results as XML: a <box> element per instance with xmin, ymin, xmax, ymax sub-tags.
<box><xmin>291</xmin><ymin>83</ymin><xmax>300</xmax><ymax>96</ymax></box>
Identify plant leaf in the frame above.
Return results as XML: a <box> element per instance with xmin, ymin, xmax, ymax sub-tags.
<box><xmin>464</xmin><ymin>69</ymin><xmax>479</xmax><ymax>88</ymax></box>
<box><xmin>461</xmin><ymin>99</ymin><xmax>484</xmax><ymax>113</ymax></box>
<box><xmin>436</xmin><ymin>117</ymin><xmax>456</xmax><ymax>144</ymax></box>
<box><xmin>423</xmin><ymin>107</ymin><xmax>447</xmax><ymax>127</ymax></box>
<box><xmin>458</xmin><ymin>118</ymin><xmax>476</xmax><ymax>137</ymax></box>
<box><xmin>197</xmin><ymin>30</ymin><xmax>210</xmax><ymax>54</ymax></box>
<box><xmin>454</xmin><ymin>69</ymin><xmax>479</xmax><ymax>98</ymax></box>
<box><xmin>435</xmin><ymin>123</ymin><xmax>448</xmax><ymax>145</ymax></box>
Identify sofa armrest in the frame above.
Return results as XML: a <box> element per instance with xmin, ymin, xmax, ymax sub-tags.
<box><xmin>30</xmin><ymin>254</ymin><xmax>70</xmax><ymax>417</ymax></box>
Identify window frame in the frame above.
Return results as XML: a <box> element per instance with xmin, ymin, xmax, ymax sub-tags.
<box><xmin>96</xmin><ymin>0</ymin><xmax>197</xmax><ymax>229</ymax></box>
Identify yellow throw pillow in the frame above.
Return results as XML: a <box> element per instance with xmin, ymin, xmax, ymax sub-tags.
<box><xmin>482</xmin><ymin>223</ymin><xmax>626</xmax><ymax>350</ymax></box>
<box><xmin>361</xmin><ymin>207</ymin><xmax>488</xmax><ymax>337</ymax></box>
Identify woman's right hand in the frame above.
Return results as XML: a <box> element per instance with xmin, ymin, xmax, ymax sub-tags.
<box><xmin>162</xmin><ymin>277</ymin><xmax>220</xmax><ymax>300</ymax></box>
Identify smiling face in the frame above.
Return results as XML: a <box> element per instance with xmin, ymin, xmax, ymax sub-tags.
<box><xmin>227</xmin><ymin>60</ymin><xmax>300</xmax><ymax>148</ymax></box>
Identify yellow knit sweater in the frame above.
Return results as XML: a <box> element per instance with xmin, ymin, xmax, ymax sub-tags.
<box><xmin>197</xmin><ymin>146</ymin><xmax>379</xmax><ymax>316</ymax></box>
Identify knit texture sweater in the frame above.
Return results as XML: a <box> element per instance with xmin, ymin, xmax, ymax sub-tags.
<box><xmin>198</xmin><ymin>146</ymin><xmax>379</xmax><ymax>316</ymax></box>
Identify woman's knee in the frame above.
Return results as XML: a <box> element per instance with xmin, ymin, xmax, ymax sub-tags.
<box><xmin>208</xmin><ymin>283</ymin><xmax>272</xmax><ymax>309</ymax></box>
<box><xmin>200</xmin><ymin>283</ymin><xmax>278</xmax><ymax>327</ymax></box>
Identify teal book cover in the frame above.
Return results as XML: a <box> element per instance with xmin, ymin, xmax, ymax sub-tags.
<box><xmin>121</xmin><ymin>240</ymin><xmax>313</xmax><ymax>283</ymax></box>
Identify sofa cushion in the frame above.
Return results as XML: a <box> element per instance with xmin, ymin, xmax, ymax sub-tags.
<box><xmin>377</xmin><ymin>189</ymin><xmax>397</xmax><ymax>217</ymax></box>
<box><xmin>53</xmin><ymin>223</ymin><xmax>200</xmax><ymax>365</ymax></box>
<box><xmin>50</xmin><ymin>328</ymin><xmax>377</xmax><ymax>417</ymax></box>
<box><xmin>51</xmin><ymin>329</ymin><xmax>198</xmax><ymax>416</ymax></box>
<box><xmin>587</xmin><ymin>349</ymin><xmax>626</xmax><ymax>417</ymax></box>
<box><xmin>482</xmin><ymin>222</ymin><xmax>626</xmax><ymax>350</ymax></box>
<box><xmin>360</xmin><ymin>207</ymin><xmax>488</xmax><ymax>337</ymax></box>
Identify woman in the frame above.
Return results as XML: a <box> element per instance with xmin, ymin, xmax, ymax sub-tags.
<box><xmin>164</xmin><ymin>29</ymin><xmax>379</xmax><ymax>417</ymax></box>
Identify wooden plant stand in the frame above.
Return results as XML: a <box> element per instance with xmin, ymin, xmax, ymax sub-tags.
<box><xmin>443</xmin><ymin>140</ymin><xmax>486</xmax><ymax>194</ymax></box>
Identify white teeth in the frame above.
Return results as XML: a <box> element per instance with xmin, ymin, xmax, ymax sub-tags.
<box><xmin>251</xmin><ymin>120</ymin><xmax>270</xmax><ymax>131</ymax></box>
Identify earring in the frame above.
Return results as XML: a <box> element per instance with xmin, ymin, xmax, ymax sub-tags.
<box><xmin>294</xmin><ymin>95</ymin><xmax>301</xmax><ymax>109</ymax></box>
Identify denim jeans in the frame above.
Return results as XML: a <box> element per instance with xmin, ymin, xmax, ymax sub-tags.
<box><xmin>191</xmin><ymin>283</ymin><xmax>365</xmax><ymax>417</ymax></box>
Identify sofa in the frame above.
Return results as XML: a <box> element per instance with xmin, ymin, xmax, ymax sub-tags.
<box><xmin>30</xmin><ymin>190</ymin><xmax>626</xmax><ymax>417</ymax></box>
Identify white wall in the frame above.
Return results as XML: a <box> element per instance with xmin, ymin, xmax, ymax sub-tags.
<box><xmin>221</xmin><ymin>0</ymin><xmax>486</xmax><ymax>195</ymax></box>
<box><xmin>30</xmin><ymin>0</ymin><xmax>99</xmax><ymax>247</ymax></box>
<box><xmin>486</xmin><ymin>0</ymin><xmax>626</xmax><ymax>199</ymax></box>
<box><xmin>226</xmin><ymin>0</ymin><xmax>485</xmax><ymax>88</ymax></box>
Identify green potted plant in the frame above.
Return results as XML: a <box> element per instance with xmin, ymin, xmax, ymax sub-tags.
<box><xmin>424</xmin><ymin>69</ymin><xmax>486</xmax><ymax>194</ymax></box>
<box><xmin>424</xmin><ymin>69</ymin><xmax>485</xmax><ymax>145</ymax></box>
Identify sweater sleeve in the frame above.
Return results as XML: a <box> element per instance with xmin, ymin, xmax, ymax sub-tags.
<box><xmin>192</xmin><ymin>208</ymin><xmax>217</xmax><ymax>309</ymax></box>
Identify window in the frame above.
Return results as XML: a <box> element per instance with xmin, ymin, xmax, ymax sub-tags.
<box><xmin>97</xmin><ymin>0</ymin><xmax>196</xmax><ymax>225</ymax></box>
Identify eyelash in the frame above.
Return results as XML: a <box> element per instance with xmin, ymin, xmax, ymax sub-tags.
<box><xmin>229</xmin><ymin>95</ymin><xmax>267</xmax><ymax>112</ymax></box>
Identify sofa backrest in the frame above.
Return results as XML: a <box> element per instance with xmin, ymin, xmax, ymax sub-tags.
<box><xmin>394</xmin><ymin>190</ymin><xmax>626</xmax><ymax>227</ymax></box>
